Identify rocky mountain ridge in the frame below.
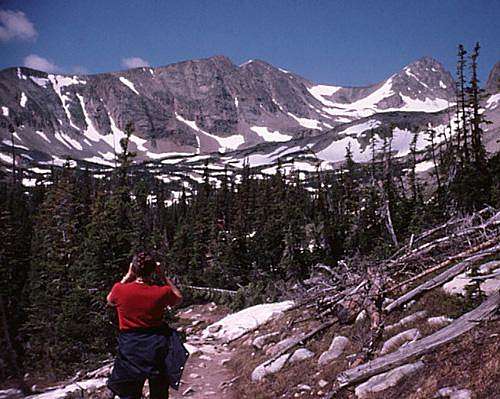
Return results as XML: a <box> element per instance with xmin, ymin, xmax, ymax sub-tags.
<box><xmin>0</xmin><ymin>56</ymin><xmax>455</xmax><ymax>158</ymax></box>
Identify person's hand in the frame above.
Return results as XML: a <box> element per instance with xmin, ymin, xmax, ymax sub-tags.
<box><xmin>120</xmin><ymin>262</ymin><xmax>136</xmax><ymax>283</ymax></box>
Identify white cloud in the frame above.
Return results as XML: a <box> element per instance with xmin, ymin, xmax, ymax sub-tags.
<box><xmin>122</xmin><ymin>57</ymin><xmax>150</xmax><ymax>69</ymax></box>
<box><xmin>23</xmin><ymin>54</ymin><xmax>61</xmax><ymax>73</ymax></box>
<box><xmin>0</xmin><ymin>9</ymin><xmax>37</xmax><ymax>42</ymax></box>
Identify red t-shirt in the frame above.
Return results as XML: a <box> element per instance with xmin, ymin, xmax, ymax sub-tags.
<box><xmin>108</xmin><ymin>282</ymin><xmax>179</xmax><ymax>331</ymax></box>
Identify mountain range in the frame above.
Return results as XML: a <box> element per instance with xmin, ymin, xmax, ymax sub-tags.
<box><xmin>0</xmin><ymin>55</ymin><xmax>499</xmax><ymax>182</ymax></box>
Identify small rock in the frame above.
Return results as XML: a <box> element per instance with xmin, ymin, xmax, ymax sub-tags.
<box><xmin>427</xmin><ymin>316</ymin><xmax>454</xmax><ymax>328</ymax></box>
<box><xmin>253</xmin><ymin>332</ymin><xmax>280</xmax><ymax>349</ymax></box>
<box><xmin>198</xmin><ymin>362</ymin><xmax>206</xmax><ymax>368</ymax></box>
<box><xmin>199</xmin><ymin>354</ymin><xmax>212</xmax><ymax>361</ymax></box>
<box><xmin>192</xmin><ymin>320</ymin><xmax>202</xmax><ymax>327</ymax></box>
<box><xmin>251</xmin><ymin>354</ymin><xmax>290</xmax><ymax>381</ymax></box>
<box><xmin>204</xmin><ymin>391</ymin><xmax>217</xmax><ymax>396</ymax></box>
<box><xmin>355</xmin><ymin>310</ymin><xmax>367</xmax><ymax>324</ymax></box>
<box><xmin>318</xmin><ymin>336</ymin><xmax>350</xmax><ymax>365</ymax></box>
<box><xmin>208</xmin><ymin>324</ymin><xmax>222</xmax><ymax>333</ymax></box>
<box><xmin>297</xmin><ymin>384</ymin><xmax>312</xmax><ymax>391</ymax></box>
<box><xmin>220</xmin><ymin>358</ymin><xmax>230</xmax><ymax>366</ymax></box>
<box><xmin>317</xmin><ymin>390</ymin><xmax>324</xmax><ymax>396</ymax></box>
<box><xmin>290</xmin><ymin>348</ymin><xmax>315</xmax><ymax>363</ymax></box>
<box><xmin>265</xmin><ymin>337</ymin><xmax>297</xmax><ymax>356</ymax></box>
<box><xmin>189</xmin><ymin>373</ymin><xmax>200</xmax><ymax>379</ymax></box>
<box><xmin>385</xmin><ymin>311</ymin><xmax>427</xmax><ymax>333</ymax></box>
<box><xmin>437</xmin><ymin>386</ymin><xmax>472</xmax><ymax>399</ymax></box>
<box><xmin>318</xmin><ymin>379</ymin><xmax>328</xmax><ymax>388</ymax></box>
<box><xmin>380</xmin><ymin>328</ymin><xmax>420</xmax><ymax>355</ymax></box>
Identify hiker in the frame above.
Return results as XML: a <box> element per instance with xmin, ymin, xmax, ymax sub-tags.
<box><xmin>106</xmin><ymin>252</ymin><xmax>189</xmax><ymax>399</ymax></box>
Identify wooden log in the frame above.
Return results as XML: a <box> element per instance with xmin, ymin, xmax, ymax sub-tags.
<box><xmin>384</xmin><ymin>243</ymin><xmax>500</xmax><ymax>313</ymax></box>
<box><xmin>385</xmin><ymin>239</ymin><xmax>500</xmax><ymax>298</ymax></box>
<box><xmin>335</xmin><ymin>291</ymin><xmax>499</xmax><ymax>389</ymax></box>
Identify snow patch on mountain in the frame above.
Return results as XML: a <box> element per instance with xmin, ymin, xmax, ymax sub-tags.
<box><xmin>175</xmin><ymin>112</ymin><xmax>244</xmax><ymax>151</ymax></box>
<box><xmin>2</xmin><ymin>106</ymin><xmax>8</xmax><ymax>116</ymax></box>
<box><xmin>35</xmin><ymin>130</ymin><xmax>51</xmax><ymax>143</ymax></box>
<box><xmin>119</xmin><ymin>76</ymin><xmax>139</xmax><ymax>95</ymax></box>
<box><xmin>307</xmin><ymin>84</ymin><xmax>342</xmax><ymax>107</ymax></box>
<box><xmin>20</xmin><ymin>92</ymin><xmax>27</xmax><ymax>107</ymax></box>
<box><xmin>48</xmin><ymin>75</ymin><xmax>86</xmax><ymax>131</ymax></box>
<box><xmin>338</xmin><ymin>120</ymin><xmax>381</xmax><ymax>136</ymax></box>
<box><xmin>399</xmin><ymin>95</ymin><xmax>450</xmax><ymax>112</ymax></box>
<box><xmin>30</xmin><ymin>76</ymin><xmax>49</xmax><ymax>87</ymax></box>
<box><xmin>287</xmin><ymin>112</ymin><xmax>322</xmax><ymax>129</ymax></box>
<box><xmin>76</xmin><ymin>94</ymin><xmax>101</xmax><ymax>142</ymax></box>
<box><xmin>251</xmin><ymin>126</ymin><xmax>292</xmax><ymax>142</ymax></box>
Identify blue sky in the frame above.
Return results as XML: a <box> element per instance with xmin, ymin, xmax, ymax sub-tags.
<box><xmin>0</xmin><ymin>0</ymin><xmax>498</xmax><ymax>86</ymax></box>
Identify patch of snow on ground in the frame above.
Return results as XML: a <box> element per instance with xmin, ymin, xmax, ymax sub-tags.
<box><xmin>439</xmin><ymin>81</ymin><xmax>447</xmax><ymax>89</ymax></box>
<box><xmin>26</xmin><ymin>378</ymin><xmax>107</xmax><ymax>399</ymax></box>
<box><xmin>129</xmin><ymin>134</ymin><xmax>148</xmax><ymax>151</ymax></box>
<box><xmin>20</xmin><ymin>92</ymin><xmax>27</xmax><ymax>107</ymax></box>
<box><xmin>251</xmin><ymin>126</ymin><xmax>292</xmax><ymax>142</ymax></box>
<box><xmin>443</xmin><ymin>260</ymin><xmax>500</xmax><ymax>296</ymax></box>
<box><xmin>307</xmin><ymin>84</ymin><xmax>342</xmax><ymax>107</ymax></box>
<box><xmin>415</xmin><ymin>160</ymin><xmax>434</xmax><ymax>173</ymax></box>
<box><xmin>119</xmin><ymin>76</ymin><xmax>140</xmax><ymax>95</ymax></box>
<box><xmin>2</xmin><ymin>106</ymin><xmax>8</xmax><ymax>116</ymax></box>
<box><xmin>234</xmin><ymin>97</ymin><xmax>239</xmax><ymax>108</ymax></box>
<box><xmin>0</xmin><ymin>153</ymin><xmax>13</xmax><ymax>164</ymax></box>
<box><xmin>316</xmin><ymin>136</ymin><xmax>371</xmax><ymax>164</ymax></box>
<box><xmin>486</xmin><ymin>93</ymin><xmax>500</xmax><ymax>109</ymax></box>
<box><xmin>83</xmin><ymin>156</ymin><xmax>115</xmax><ymax>166</ymax></box>
<box><xmin>202</xmin><ymin>300</ymin><xmax>294</xmax><ymax>342</ymax></box>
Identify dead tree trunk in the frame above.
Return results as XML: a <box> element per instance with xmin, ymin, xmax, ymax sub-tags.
<box><xmin>334</xmin><ymin>291</ymin><xmax>499</xmax><ymax>390</ymax></box>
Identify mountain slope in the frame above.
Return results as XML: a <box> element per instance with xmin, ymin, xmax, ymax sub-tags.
<box><xmin>0</xmin><ymin>55</ymin><xmax>458</xmax><ymax>167</ymax></box>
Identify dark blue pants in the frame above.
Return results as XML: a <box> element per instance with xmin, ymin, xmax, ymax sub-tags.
<box><xmin>117</xmin><ymin>376</ymin><xmax>169</xmax><ymax>399</ymax></box>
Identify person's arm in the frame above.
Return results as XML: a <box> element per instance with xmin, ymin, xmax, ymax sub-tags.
<box><xmin>107</xmin><ymin>283</ymin><xmax>119</xmax><ymax>307</ymax></box>
<box><xmin>120</xmin><ymin>262</ymin><xmax>136</xmax><ymax>284</ymax></box>
<box><xmin>156</xmin><ymin>263</ymin><xmax>183</xmax><ymax>305</ymax></box>
<box><xmin>165</xmin><ymin>277</ymin><xmax>183</xmax><ymax>306</ymax></box>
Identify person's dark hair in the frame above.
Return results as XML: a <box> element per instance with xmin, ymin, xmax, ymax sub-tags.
<box><xmin>131</xmin><ymin>252</ymin><xmax>156</xmax><ymax>278</ymax></box>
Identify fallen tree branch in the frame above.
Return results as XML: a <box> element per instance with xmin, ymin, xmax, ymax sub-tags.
<box><xmin>331</xmin><ymin>291</ymin><xmax>500</xmax><ymax>393</ymax></box>
<box><xmin>182</xmin><ymin>285</ymin><xmax>238</xmax><ymax>296</ymax></box>
<box><xmin>387</xmin><ymin>212</ymin><xmax>500</xmax><ymax>267</ymax></box>
<box><xmin>261</xmin><ymin>318</ymin><xmax>337</xmax><ymax>367</ymax></box>
<box><xmin>385</xmin><ymin>238</ymin><xmax>500</xmax><ymax>297</ymax></box>
<box><xmin>384</xmin><ymin>243</ymin><xmax>499</xmax><ymax>313</ymax></box>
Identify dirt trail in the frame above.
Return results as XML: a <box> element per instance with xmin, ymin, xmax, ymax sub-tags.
<box><xmin>170</xmin><ymin>304</ymin><xmax>237</xmax><ymax>399</ymax></box>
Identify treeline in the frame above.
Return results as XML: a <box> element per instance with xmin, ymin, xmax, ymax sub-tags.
<box><xmin>0</xmin><ymin>43</ymin><xmax>499</xmax><ymax>383</ymax></box>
